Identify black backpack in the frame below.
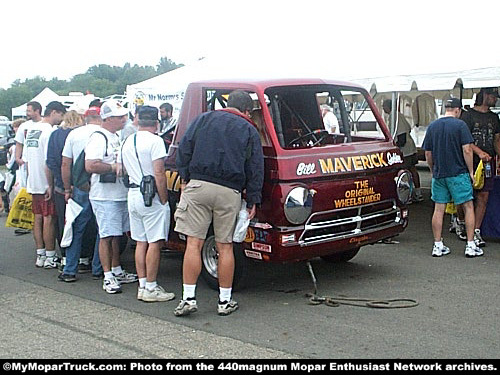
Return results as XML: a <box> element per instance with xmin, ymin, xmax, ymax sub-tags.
<box><xmin>71</xmin><ymin>131</ymin><xmax>107</xmax><ymax>189</ymax></box>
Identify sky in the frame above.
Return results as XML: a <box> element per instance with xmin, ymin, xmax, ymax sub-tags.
<box><xmin>2</xmin><ymin>0</ymin><xmax>500</xmax><ymax>90</ymax></box>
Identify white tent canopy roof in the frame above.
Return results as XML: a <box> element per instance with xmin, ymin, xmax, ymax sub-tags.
<box><xmin>11</xmin><ymin>88</ymin><xmax>98</xmax><ymax>119</ymax></box>
<box><xmin>11</xmin><ymin>87</ymin><xmax>60</xmax><ymax>118</ymax></box>
<box><xmin>352</xmin><ymin>66</ymin><xmax>500</xmax><ymax>95</ymax></box>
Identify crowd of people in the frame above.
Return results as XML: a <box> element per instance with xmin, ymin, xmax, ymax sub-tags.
<box><xmin>4</xmin><ymin>90</ymin><xmax>264</xmax><ymax>317</ymax></box>
<box><xmin>2</xmin><ymin>86</ymin><xmax>497</xmax><ymax>315</ymax></box>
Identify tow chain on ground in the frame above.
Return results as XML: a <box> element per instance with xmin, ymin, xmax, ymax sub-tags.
<box><xmin>305</xmin><ymin>261</ymin><xmax>419</xmax><ymax>309</ymax></box>
<box><xmin>305</xmin><ymin>293</ymin><xmax>419</xmax><ymax>308</ymax></box>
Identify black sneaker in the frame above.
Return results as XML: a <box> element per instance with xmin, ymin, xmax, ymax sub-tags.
<box><xmin>58</xmin><ymin>273</ymin><xmax>76</xmax><ymax>283</ymax></box>
<box><xmin>78</xmin><ymin>263</ymin><xmax>91</xmax><ymax>274</ymax></box>
<box><xmin>92</xmin><ymin>272</ymin><xmax>104</xmax><ymax>280</ymax></box>
<box><xmin>455</xmin><ymin>221</ymin><xmax>467</xmax><ymax>241</ymax></box>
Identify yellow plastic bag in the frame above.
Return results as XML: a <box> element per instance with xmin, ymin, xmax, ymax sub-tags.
<box><xmin>5</xmin><ymin>188</ymin><xmax>34</xmax><ymax>230</ymax></box>
<box><xmin>473</xmin><ymin>160</ymin><xmax>484</xmax><ymax>190</ymax></box>
<box><xmin>445</xmin><ymin>202</ymin><xmax>457</xmax><ymax>215</ymax></box>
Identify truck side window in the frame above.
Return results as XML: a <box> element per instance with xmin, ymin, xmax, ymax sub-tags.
<box><xmin>341</xmin><ymin>90</ymin><xmax>386</xmax><ymax>140</ymax></box>
<box><xmin>266</xmin><ymin>86</ymin><xmax>388</xmax><ymax>149</ymax></box>
<box><xmin>204</xmin><ymin>88</ymin><xmax>271</xmax><ymax>146</ymax></box>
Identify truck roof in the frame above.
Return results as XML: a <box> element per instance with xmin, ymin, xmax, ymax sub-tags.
<box><xmin>187</xmin><ymin>78</ymin><xmax>366</xmax><ymax>91</ymax></box>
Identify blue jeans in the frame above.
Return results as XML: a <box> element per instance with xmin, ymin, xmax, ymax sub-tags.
<box><xmin>63</xmin><ymin>187</ymin><xmax>102</xmax><ymax>276</ymax></box>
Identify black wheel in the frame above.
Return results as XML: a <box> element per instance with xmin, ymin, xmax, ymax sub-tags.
<box><xmin>200</xmin><ymin>235</ymin><xmax>247</xmax><ymax>290</ymax></box>
<box><xmin>320</xmin><ymin>248</ymin><xmax>360</xmax><ymax>263</ymax></box>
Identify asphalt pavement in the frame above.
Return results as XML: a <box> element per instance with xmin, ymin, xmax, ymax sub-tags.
<box><xmin>0</xmin><ymin>165</ymin><xmax>498</xmax><ymax>359</ymax></box>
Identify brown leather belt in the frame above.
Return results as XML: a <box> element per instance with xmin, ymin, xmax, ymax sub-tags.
<box><xmin>76</xmin><ymin>182</ymin><xmax>90</xmax><ymax>192</ymax></box>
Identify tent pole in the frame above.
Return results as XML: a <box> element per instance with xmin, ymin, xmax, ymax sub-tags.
<box><xmin>391</xmin><ymin>92</ymin><xmax>397</xmax><ymax>136</ymax></box>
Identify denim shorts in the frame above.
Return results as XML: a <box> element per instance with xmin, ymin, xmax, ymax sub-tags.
<box><xmin>431</xmin><ymin>173</ymin><xmax>473</xmax><ymax>205</ymax></box>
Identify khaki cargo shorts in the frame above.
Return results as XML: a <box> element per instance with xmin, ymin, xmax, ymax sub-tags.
<box><xmin>174</xmin><ymin>180</ymin><xmax>241</xmax><ymax>243</ymax></box>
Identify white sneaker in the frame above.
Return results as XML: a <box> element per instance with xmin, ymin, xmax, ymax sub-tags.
<box><xmin>142</xmin><ymin>285</ymin><xmax>175</xmax><ymax>302</ymax></box>
<box><xmin>174</xmin><ymin>299</ymin><xmax>198</xmax><ymax>316</ymax></box>
<box><xmin>137</xmin><ymin>287</ymin><xmax>145</xmax><ymax>301</ymax></box>
<box><xmin>103</xmin><ymin>276</ymin><xmax>122</xmax><ymax>294</ymax></box>
<box><xmin>449</xmin><ymin>216</ymin><xmax>458</xmax><ymax>233</ymax></box>
<box><xmin>432</xmin><ymin>244</ymin><xmax>450</xmax><ymax>257</ymax></box>
<box><xmin>35</xmin><ymin>255</ymin><xmax>46</xmax><ymax>268</ymax></box>
<box><xmin>113</xmin><ymin>270</ymin><xmax>138</xmax><ymax>284</ymax></box>
<box><xmin>413</xmin><ymin>194</ymin><xmax>424</xmax><ymax>203</ymax></box>
<box><xmin>465</xmin><ymin>244</ymin><xmax>484</xmax><ymax>258</ymax></box>
<box><xmin>43</xmin><ymin>256</ymin><xmax>60</xmax><ymax>269</ymax></box>
<box><xmin>474</xmin><ymin>229</ymin><xmax>486</xmax><ymax>247</ymax></box>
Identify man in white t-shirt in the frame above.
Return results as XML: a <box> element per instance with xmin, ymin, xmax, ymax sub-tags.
<box><xmin>85</xmin><ymin>100</ymin><xmax>137</xmax><ymax>294</ymax></box>
<box><xmin>58</xmin><ymin>106</ymin><xmax>103</xmax><ymax>282</ymax></box>
<box><xmin>120</xmin><ymin>106</ymin><xmax>174</xmax><ymax>302</ymax></box>
<box><xmin>321</xmin><ymin>104</ymin><xmax>340</xmax><ymax>134</ymax></box>
<box><xmin>23</xmin><ymin>101</ymin><xmax>65</xmax><ymax>268</ymax></box>
<box><xmin>15</xmin><ymin>101</ymin><xmax>43</xmax><ymax>187</ymax></box>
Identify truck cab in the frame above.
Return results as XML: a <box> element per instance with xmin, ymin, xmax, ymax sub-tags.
<box><xmin>164</xmin><ymin>79</ymin><xmax>411</xmax><ymax>288</ymax></box>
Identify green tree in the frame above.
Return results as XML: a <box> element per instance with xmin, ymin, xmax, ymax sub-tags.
<box><xmin>157</xmin><ymin>56</ymin><xmax>183</xmax><ymax>74</ymax></box>
<box><xmin>0</xmin><ymin>57</ymin><xmax>184</xmax><ymax>118</ymax></box>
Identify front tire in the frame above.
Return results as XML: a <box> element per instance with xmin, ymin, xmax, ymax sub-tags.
<box><xmin>200</xmin><ymin>235</ymin><xmax>247</xmax><ymax>290</ymax></box>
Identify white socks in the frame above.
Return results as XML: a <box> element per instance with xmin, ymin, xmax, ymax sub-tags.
<box><xmin>183</xmin><ymin>284</ymin><xmax>196</xmax><ymax>300</ymax></box>
<box><xmin>219</xmin><ymin>287</ymin><xmax>232</xmax><ymax>303</ymax></box>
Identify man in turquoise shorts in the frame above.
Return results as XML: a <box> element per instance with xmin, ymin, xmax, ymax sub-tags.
<box><xmin>422</xmin><ymin>98</ymin><xmax>483</xmax><ymax>258</ymax></box>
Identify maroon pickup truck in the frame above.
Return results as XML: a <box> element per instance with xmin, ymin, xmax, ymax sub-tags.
<box><xmin>164</xmin><ymin>79</ymin><xmax>411</xmax><ymax>289</ymax></box>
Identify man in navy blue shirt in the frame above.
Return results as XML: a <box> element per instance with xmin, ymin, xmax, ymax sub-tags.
<box><xmin>174</xmin><ymin>90</ymin><xmax>264</xmax><ymax>316</ymax></box>
<box><xmin>423</xmin><ymin>98</ymin><xmax>482</xmax><ymax>258</ymax></box>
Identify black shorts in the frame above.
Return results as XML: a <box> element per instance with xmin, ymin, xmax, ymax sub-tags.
<box><xmin>403</xmin><ymin>153</ymin><xmax>418</xmax><ymax>169</ymax></box>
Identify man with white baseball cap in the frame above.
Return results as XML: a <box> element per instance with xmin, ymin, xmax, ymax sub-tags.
<box><xmin>85</xmin><ymin>100</ymin><xmax>137</xmax><ymax>294</ymax></box>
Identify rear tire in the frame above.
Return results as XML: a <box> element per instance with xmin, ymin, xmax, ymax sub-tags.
<box><xmin>320</xmin><ymin>248</ymin><xmax>360</xmax><ymax>263</ymax></box>
<box><xmin>200</xmin><ymin>235</ymin><xmax>247</xmax><ymax>291</ymax></box>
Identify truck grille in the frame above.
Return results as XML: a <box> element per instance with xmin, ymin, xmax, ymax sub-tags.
<box><xmin>298</xmin><ymin>199</ymin><xmax>401</xmax><ymax>246</ymax></box>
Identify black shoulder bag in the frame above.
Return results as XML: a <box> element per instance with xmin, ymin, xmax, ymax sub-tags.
<box><xmin>134</xmin><ymin>133</ymin><xmax>157</xmax><ymax>207</ymax></box>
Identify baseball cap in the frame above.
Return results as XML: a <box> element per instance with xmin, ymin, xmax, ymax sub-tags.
<box><xmin>137</xmin><ymin>105</ymin><xmax>159</xmax><ymax>121</ymax></box>
<box><xmin>444</xmin><ymin>97</ymin><xmax>462</xmax><ymax>109</ymax></box>
<box><xmin>100</xmin><ymin>100</ymin><xmax>128</xmax><ymax>119</ymax></box>
<box><xmin>479</xmin><ymin>87</ymin><xmax>499</xmax><ymax>98</ymax></box>
<box><xmin>84</xmin><ymin>106</ymin><xmax>101</xmax><ymax>117</ymax></box>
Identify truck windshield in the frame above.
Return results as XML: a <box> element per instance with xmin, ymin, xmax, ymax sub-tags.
<box><xmin>266</xmin><ymin>86</ymin><xmax>388</xmax><ymax>149</ymax></box>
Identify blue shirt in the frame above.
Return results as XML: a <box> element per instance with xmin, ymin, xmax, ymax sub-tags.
<box><xmin>422</xmin><ymin>116</ymin><xmax>474</xmax><ymax>179</ymax></box>
<box><xmin>46</xmin><ymin>128</ymin><xmax>72</xmax><ymax>190</ymax></box>
<box><xmin>176</xmin><ymin>110</ymin><xmax>264</xmax><ymax>207</ymax></box>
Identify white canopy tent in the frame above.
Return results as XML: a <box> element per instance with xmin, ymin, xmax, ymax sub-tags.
<box><xmin>11</xmin><ymin>88</ymin><xmax>98</xmax><ymax>119</ymax></box>
<box><xmin>11</xmin><ymin>87</ymin><xmax>60</xmax><ymax>119</ymax></box>
<box><xmin>351</xmin><ymin>66</ymin><xmax>500</xmax><ymax>149</ymax></box>
<box><xmin>353</xmin><ymin>66</ymin><xmax>500</xmax><ymax>102</ymax></box>
<box><xmin>127</xmin><ymin>61</ymin><xmax>499</xmax><ymax>150</ymax></box>
<box><xmin>126</xmin><ymin>56</ymin><xmax>356</xmax><ymax>117</ymax></box>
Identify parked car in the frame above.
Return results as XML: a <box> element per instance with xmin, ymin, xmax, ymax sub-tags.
<box><xmin>0</xmin><ymin>121</ymin><xmax>14</xmax><ymax>165</ymax></box>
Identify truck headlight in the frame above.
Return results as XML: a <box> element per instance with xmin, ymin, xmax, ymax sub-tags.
<box><xmin>395</xmin><ymin>170</ymin><xmax>412</xmax><ymax>205</ymax></box>
<box><xmin>284</xmin><ymin>187</ymin><xmax>313</xmax><ymax>224</ymax></box>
